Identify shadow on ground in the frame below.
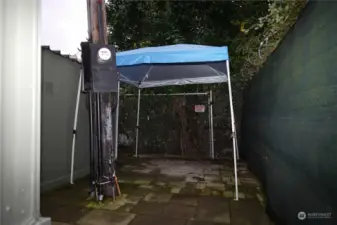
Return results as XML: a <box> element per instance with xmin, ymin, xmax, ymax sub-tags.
<box><xmin>42</xmin><ymin>157</ymin><xmax>273</xmax><ymax>225</ymax></box>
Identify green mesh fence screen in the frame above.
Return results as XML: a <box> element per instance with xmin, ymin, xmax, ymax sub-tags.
<box><xmin>119</xmin><ymin>93</ymin><xmax>212</xmax><ymax>159</ymax></box>
<box><xmin>241</xmin><ymin>2</ymin><xmax>337</xmax><ymax>225</ymax></box>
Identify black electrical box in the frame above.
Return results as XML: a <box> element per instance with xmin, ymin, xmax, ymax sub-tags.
<box><xmin>81</xmin><ymin>42</ymin><xmax>118</xmax><ymax>92</ymax></box>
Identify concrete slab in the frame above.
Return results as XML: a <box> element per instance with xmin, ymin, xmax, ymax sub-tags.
<box><xmin>41</xmin><ymin>204</ymin><xmax>90</xmax><ymax>224</ymax></box>
<box><xmin>125</xmin><ymin>195</ymin><xmax>142</xmax><ymax>205</ymax></box>
<box><xmin>223</xmin><ymin>191</ymin><xmax>234</xmax><ymax>198</ymax></box>
<box><xmin>240</xmin><ymin>177</ymin><xmax>260</xmax><ymax>186</ymax></box>
<box><xmin>203</xmin><ymin>169</ymin><xmax>220</xmax><ymax>176</ymax></box>
<box><xmin>77</xmin><ymin>210</ymin><xmax>136</xmax><ymax>225</ymax></box>
<box><xmin>240</xmin><ymin>185</ymin><xmax>260</xmax><ymax>195</ymax></box>
<box><xmin>196</xmin><ymin>182</ymin><xmax>206</xmax><ymax>190</ymax></box>
<box><xmin>185</xmin><ymin>219</ymin><xmax>215</xmax><ymax>225</ymax></box>
<box><xmin>211</xmin><ymin>190</ymin><xmax>221</xmax><ymax>196</ymax></box>
<box><xmin>199</xmin><ymin>187</ymin><xmax>212</xmax><ymax>196</ymax></box>
<box><xmin>238</xmin><ymin>170</ymin><xmax>249</xmax><ymax>176</ymax></box>
<box><xmin>133</xmin><ymin>179</ymin><xmax>152</xmax><ymax>185</ymax></box>
<box><xmin>227</xmin><ymin>177</ymin><xmax>241</xmax><ymax>186</ymax></box>
<box><xmin>131</xmin><ymin>201</ymin><xmax>165</xmax><ymax>215</ymax></box>
<box><xmin>127</xmin><ymin>188</ymin><xmax>150</xmax><ymax>198</ymax></box>
<box><xmin>209</xmin><ymin>164</ymin><xmax>223</xmax><ymax>170</ymax></box>
<box><xmin>204</xmin><ymin>175</ymin><xmax>221</xmax><ymax>182</ymax></box>
<box><xmin>180</xmin><ymin>183</ymin><xmax>200</xmax><ymax>196</ymax></box>
<box><xmin>229</xmin><ymin>199</ymin><xmax>270</xmax><ymax>225</ymax></box>
<box><xmin>163</xmin><ymin>203</ymin><xmax>196</xmax><ymax>219</ymax></box>
<box><xmin>256</xmin><ymin>193</ymin><xmax>265</xmax><ymax>206</ymax></box>
<box><xmin>185</xmin><ymin>175</ymin><xmax>201</xmax><ymax>183</ymax></box>
<box><xmin>206</xmin><ymin>182</ymin><xmax>225</xmax><ymax>191</ymax></box>
<box><xmin>41</xmin><ymin>190</ymin><xmax>87</xmax><ymax>208</ymax></box>
<box><xmin>130</xmin><ymin>215</ymin><xmax>186</xmax><ymax>225</ymax></box>
<box><xmin>121</xmin><ymin>165</ymin><xmax>138</xmax><ymax>171</ymax></box>
<box><xmin>118</xmin><ymin>178</ymin><xmax>135</xmax><ymax>184</ymax></box>
<box><xmin>52</xmin><ymin>222</ymin><xmax>71</xmax><ymax>225</ymax></box>
<box><xmin>139</xmin><ymin>184</ymin><xmax>154</xmax><ymax>189</ymax></box>
<box><xmin>221</xmin><ymin>176</ymin><xmax>231</xmax><ymax>183</ymax></box>
<box><xmin>116</xmin><ymin>203</ymin><xmax>135</xmax><ymax>213</ymax></box>
<box><xmin>238</xmin><ymin>192</ymin><xmax>245</xmax><ymax>199</ymax></box>
<box><xmin>132</xmin><ymin>169</ymin><xmax>154</xmax><ymax>174</ymax></box>
<box><xmin>144</xmin><ymin>192</ymin><xmax>172</xmax><ymax>203</ymax></box>
<box><xmin>42</xmin><ymin>160</ymin><xmax>270</xmax><ymax>225</ymax></box>
<box><xmin>154</xmin><ymin>181</ymin><xmax>166</xmax><ymax>186</ymax></box>
<box><xmin>170</xmin><ymin>194</ymin><xmax>198</xmax><ymax>207</ymax></box>
<box><xmin>102</xmin><ymin>197</ymin><xmax>127</xmax><ymax>211</ymax></box>
<box><xmin>237</xmin><ymin>162</ymin><xmax>247</xmax><ymax>167</ymax></box>
<box><xmin>196</xmin><ymin>196</ymin><xmax>231</xmax><ymax>224</ymax></box>
<box><xmin>170</xmin><ymin>187</ymin><xmax>182</xmax><ymax>194</ymax></box>
<box><xmin>169</xmin><ymin>181</ymin><xmax>186</xmax><ymax>188</ymax></box>
<box><xmin>245</xmin><ymin>193</ymin><xmax>256</xmax><ymax>199</ymax></box>
<box><xmin>221</xmin><ymin>170</ymin><xmax>233</xmax><ymax>176</ymax></box>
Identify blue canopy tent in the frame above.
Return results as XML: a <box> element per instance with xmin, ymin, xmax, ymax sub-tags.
<box><xmin>117</xmin><ymin>44</ymin><xmax>229</xmax><ymax>88</ymax></box>
<box><xmin>116</xmin><ymin>44</ymin><xmax>240</xmax><ymax>200</ymax></box>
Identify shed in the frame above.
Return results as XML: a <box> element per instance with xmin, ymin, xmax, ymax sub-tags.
<box><xmin>40</xmin><ymin>46</ymin><xmax>89</xmax><ymax>191</ymax></box>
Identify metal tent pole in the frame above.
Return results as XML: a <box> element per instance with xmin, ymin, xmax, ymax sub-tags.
<box><xmin>208</xmin><ymin>91</ymin><xmax>212</xmax><ymax>159</ymax></box>
<box><xmin>209</xmin><ymin>90</ymin><xmax>215</xmax><ymax>159</ymax></box>
<box><xmin>226</xmin><ymin>60</ymin><xmax>239</xmax><ymax>201</ymax></box>
<box><xmin>114</xmin><ymin>81</ymin><xmax>120</xmax><ymax>159</ymax></box>
<box><xmin>96</xmin><ymin>93</ymin><xmax>103</xmax><ymax>199</ymax></box>
<box><xmin>70</xmin><ymin>71</ymin><xmax>82</xmax><ymax>184</ymax></box>
<box><xmin>135</xmin><ymin>88</ymin><xmax>141</xmax><ymax>157</ymax></box>
<box><xmin>123</xmin><ymin>92</ymin><xmax>208</xmax><ymax>96</ymax></box>
<box><xmin>88</xmin><ymin>92</ymin><xmax>95</xmax><ymax>193</ymax></box>
<box><xmin>235</xmin><ymin>134</ymin><xmax>240</xmax><ymax>160</ymax></box>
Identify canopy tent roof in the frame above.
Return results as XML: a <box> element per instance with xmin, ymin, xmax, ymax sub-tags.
<box><xmin>116</xmin><ymin>44</ymin><xmax>229</xmax><ymax>88</ymax></box>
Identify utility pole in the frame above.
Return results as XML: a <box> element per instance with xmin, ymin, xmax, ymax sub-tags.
<box><xmin>86</xmin><ymin>0</ymin><xmax>116</xmax><ymax>198</ymax></box>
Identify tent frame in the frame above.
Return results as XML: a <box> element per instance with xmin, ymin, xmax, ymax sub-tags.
<box><xmin>116</xmin><ymin>59</ymin><xmax>239</xmax><ymax>200</ymax></box>
<box><xmin>122</xmin><ymin>91</ymin><xmax>215</xmax><ymax>159</ymax></box>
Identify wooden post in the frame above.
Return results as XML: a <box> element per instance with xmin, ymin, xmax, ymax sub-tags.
<box><xmin>88</xmin><ymin>0</ymin><xmax>108</xmax><ymax>43</ymax></box>
<box><xmin>87</xmin><ymin>0</ymin><xmax>116</xmax><ymax>197</ymax></box>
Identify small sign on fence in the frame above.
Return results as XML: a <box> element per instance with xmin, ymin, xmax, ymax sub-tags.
<box><xmin>194</xmin><ymin>104</ymin><xmax>205</xmax><ymax>113</ymax></box>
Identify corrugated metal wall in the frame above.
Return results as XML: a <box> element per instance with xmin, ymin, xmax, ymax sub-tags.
<box><xmin>41</xmin><ymin>49</ymin><xmax>89</xmax><ymax>191</ymax></box>
<box><xmin>241</xmin><ymin>2</ymin><xmax>337</xmax><ymax>225</ymax></box>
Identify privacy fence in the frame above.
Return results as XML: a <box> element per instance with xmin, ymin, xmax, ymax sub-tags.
<box><xmin>241</xmin><ymin>2</ymin><xmax>337</xmax><ymax>225</ymax></box>
<box><xmin>118</xmin><ymin>79</ymin><xmax>244</xmax><ymax>159</ymax></box>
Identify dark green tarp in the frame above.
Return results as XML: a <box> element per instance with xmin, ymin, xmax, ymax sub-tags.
<box><xmin>241</xmin><ymin>1</ymin><xmax>337</xmax><ymax>225</ymax></box>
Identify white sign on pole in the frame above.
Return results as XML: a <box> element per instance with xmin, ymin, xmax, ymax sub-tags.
<box><xmin>194</xmin><ymin>105</ymin><xmax>205</xmax><ymax>113</ymax></box>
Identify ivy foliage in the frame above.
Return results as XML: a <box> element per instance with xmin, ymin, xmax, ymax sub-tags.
<box><xmin>106</xmin><ymin>0</ymin><xmax>306</xmax><ymax>92</ymax></box>
<box><xmin>106</xmin><ymin>0</ymin><xmax>307</xmax><ymax>153</ymax></box>
<box><xmin>106</xmin><ymin>0</ymin><xmax>268</xmax><ymax>93</ymax></box>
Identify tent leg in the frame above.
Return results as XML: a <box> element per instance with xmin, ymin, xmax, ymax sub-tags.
<box><xmin>114</xmin><ymin>81</ymin><xmax>120</xmax><ymax>159</ymax></box>
<box><xmin>235</xmin><ymin>134</ymin><xmax>240</xmax><ymax>160</ymax></box>
<box><xmin>209</xmin><ymin>90</ymin><xmax>215</xmax><ymax>159</ymax></box>
<box><xmin>70</xmin><ymin>71</ymin><xmax>82</xmax><ymax>184</ymax></box>
<box><xmin>135</xmin><ymin>88</ymin><xmax>141</xmax><ymax>157</ymax></box>
<box><xmin>208</xmin><ymin>91</ymin><xmax>212</xmax><ymax>159</ymax></box>
<box><xmin>226</xmin><ymin>60</ymin><xmax>239</xmax><ymax>201</ymax></box>
<box><xmin>88</xmin><ymin>92</ymin><xmax>95</xmax><ymax>193</ymax></box>
<box><xmin>211</xmin><ymin>90</ymin><xmax>215</xmax><ymax>159</ymax></box>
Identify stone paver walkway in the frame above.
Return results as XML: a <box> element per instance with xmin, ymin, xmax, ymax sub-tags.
<box><xmin>42</xmin><ymin>158</ymin><xmax>272</xmax><ymax>225</ymax></box>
